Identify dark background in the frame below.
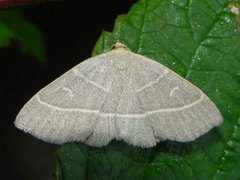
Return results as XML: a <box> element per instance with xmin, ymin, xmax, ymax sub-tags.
<box><xmin>0</xmin><ymin>1</ymin><xmax>135</xmax><ymax>179</ymax></box>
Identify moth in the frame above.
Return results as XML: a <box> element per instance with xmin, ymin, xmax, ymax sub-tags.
<box><xmin>15</xmin><ymin>43</ymin><xmax>223</xmax><ymax>147</ymax></box>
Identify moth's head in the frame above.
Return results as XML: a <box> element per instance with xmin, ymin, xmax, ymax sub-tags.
<box><xmin>111</xmin><ymin>42</ymin><xmax>129</xmax><ymax>51</ymax></box>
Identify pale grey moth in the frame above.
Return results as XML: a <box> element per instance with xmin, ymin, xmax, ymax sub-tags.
<box><xmin>15</xmin><ymin>43</ymin><xmax>223</xmax><ymax>148</ymax></box>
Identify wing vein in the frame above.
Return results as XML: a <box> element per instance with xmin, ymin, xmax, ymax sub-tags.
<box><xmin>36</xmin><ymin>93</ymin><xmax>204</xmax><ymax>116</ymax></box>
<box><xmin>73</xmin><ymin>69</ymin><xmax>109</xmax><ymax>92</ymax></box>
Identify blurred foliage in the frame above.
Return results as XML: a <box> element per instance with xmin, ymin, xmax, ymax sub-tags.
<box><xmin>0</xmin><ymin>9</ymin><xmax>47</xmax><ymax>63</ymax></box>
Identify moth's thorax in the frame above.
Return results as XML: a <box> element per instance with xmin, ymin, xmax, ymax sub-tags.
<box><xmin>112</xmin><ymin>51</ymin><xmax>131</xmax><ymax>72</ymax></box>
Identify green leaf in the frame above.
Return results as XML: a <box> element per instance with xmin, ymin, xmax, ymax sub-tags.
<box><xmin>0</xmin><ymin>20</ymin><xmax>15</xmax><ymax>46</ymax></box>
<box><xmin>0</xmin><ymin>9</ymin><xmax>47</xmax><ymax>63</ymax></box>
<box><xmin>56</xmin><ymin>0</ymin><xmax>240</xmax><ymax>179</ymax></box>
